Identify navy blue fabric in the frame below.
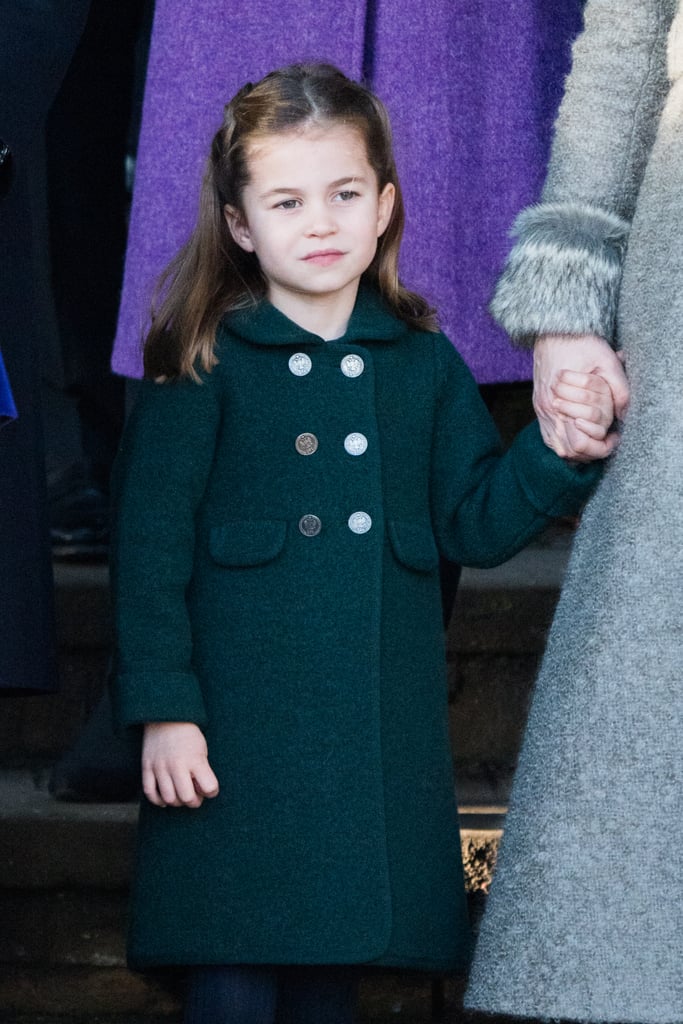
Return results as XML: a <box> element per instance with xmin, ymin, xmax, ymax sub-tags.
<box><xmin>183</xmin><ymin>965</ymin><xmax>358</xmax><ymax>1024</ymax></box>
<box><xmin>0</xmin><ymin>0</ymin><xmax>90</xmax><ymax>691</ymax></box>
<box><xmin>0</xmin><ymin>350</ymin><xmax>16</xmax><ymax>425</ymax></box>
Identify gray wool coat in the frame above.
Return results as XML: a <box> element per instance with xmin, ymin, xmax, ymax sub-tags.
<box><xmin>466</xmin><ymin>2</ymin><xmax>682</xmax><ymax>1022</ymax></box>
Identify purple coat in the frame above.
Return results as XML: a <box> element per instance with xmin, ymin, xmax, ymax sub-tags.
<box><xmin>112</xmin><ymin>0</ymin><xmax>584</xmax><ymax>382</ymax></box>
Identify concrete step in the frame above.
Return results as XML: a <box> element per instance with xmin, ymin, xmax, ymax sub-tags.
<box><xmin>0</xmin><ymin>769</ymin><xmax>501</xmax><ymax>1019</ymax></box>
<box><xmin>0</xmin><ymin>768</ymin><xmax>503</xmax><ymax>895</ymax></box>
<box><xmin>0</xmin><ymin>563</ymin><xmax>112</xmax><ymax>763</ymax></box>
<box><xmin>0</xmin><ymin>970</ymin><xmax>472</xmax><ymax>1022</ymax></box>
<box><xmin>0</xmin><ymin>525</ymin><xmax>573</xmax><ymax>766</ymax></box>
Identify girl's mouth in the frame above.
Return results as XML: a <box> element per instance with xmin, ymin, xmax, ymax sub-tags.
<box><xmin>302</xmin><ymin>250</ymin><xmax>345</xmax><ymax>266</ymax></box>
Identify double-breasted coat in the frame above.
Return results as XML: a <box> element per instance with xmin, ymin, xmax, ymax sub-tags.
<box><xmin>466</xmin><ymin>2</ymin><xmax>682</xmax><ymax>1021</ymax></box>
<box><xmin>113</xmin><ymin>288</ymin><xmax>600</xmax><ymax>969</ymax></box>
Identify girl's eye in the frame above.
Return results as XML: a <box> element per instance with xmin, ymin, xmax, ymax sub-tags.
<box><xmin>275</xmin><ymin>198</ymin><xmax>300</xmax><ymax>210</ymax></box>
<box><xmin>336</xmin><ymin>190</ymin><xmax>359</xmax><ymax>202</ymax></box>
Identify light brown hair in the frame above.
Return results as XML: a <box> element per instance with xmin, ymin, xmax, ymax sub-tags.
<box><xmin>144</xmin><ymin>62</ymin><xmax>438</xmax><ymax>381</ymax></box>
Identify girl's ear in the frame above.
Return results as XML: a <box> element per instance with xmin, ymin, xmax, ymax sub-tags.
<box><xmin>224</xmin><ymin>204</ymin><xmax>255</xmax><ymax>252</ymax></box>
<box><xmin>376</xmin><ymin>183</ymin><xmax>395</xmax><ymax>237</ymax></box>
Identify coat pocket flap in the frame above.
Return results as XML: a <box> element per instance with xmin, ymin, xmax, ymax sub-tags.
<box><xmin>388</xmin><ymin>521</ymin><xmax>439</xmax><ymax>573</ymax></box>
<box><xmin>209</xmin><ymin>520</ymin><xmax>287</xmax><ymax>568</ymax></box>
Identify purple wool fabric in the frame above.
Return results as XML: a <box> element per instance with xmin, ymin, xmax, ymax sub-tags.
<box><xmin>112</xmin><ymin>0</ymin><xmax>584</xmax><ymax>382</ymax></box>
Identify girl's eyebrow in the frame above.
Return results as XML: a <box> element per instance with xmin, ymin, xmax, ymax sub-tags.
<box><xmin>258</xmin><ymin>187</ymin><xmax>303</xmax><ymax>199</ymax></box>
<box><xmin>329</xmin><ymin>175</ymin><xmax>365</xmax><ymax>188</ymax></box>
<box><xmin>258</xmin><ymin>175</ymin><xmax>367</xmax><ymax>200</ymax></box>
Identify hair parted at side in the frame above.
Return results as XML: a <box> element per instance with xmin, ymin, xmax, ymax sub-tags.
<box><xmin>144</xmin><ymin>62</ymin><xmax>438</xmax><ymax>381</ymax></box>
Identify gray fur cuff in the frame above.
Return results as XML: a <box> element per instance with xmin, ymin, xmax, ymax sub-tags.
<box><xmin>490</xmin><ymin>203</ymin><xmax>630</xmax><ymax>348</ymax></box>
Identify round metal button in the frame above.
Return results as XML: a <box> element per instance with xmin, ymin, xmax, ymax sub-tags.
<box><xmin>295</xmin><ymin>432</ymin><xmax>319</xmax><ymax>456</ymax></box>
<box><xmin>299</xmin><ymin>514</ymin><xmax>322</xmax><ymax>537</ymax></box>
<box><xmin>341</xmin><ymin>354</ymin><xmax>364</xmax><ymax>378</ymax></box>
<box><xmin>289</xmin><ymin>352</ymin><xmax>312</xmax><ymax>376</ymax></box>
<box><xmin>348</xmin><ymin>511</ymin><xmax>372</xmax><ymax>534</ymax></box>
<box><xmin>344</xmin><ymin>432</ymin><xmax>368</xmax><ymax>456</ymax></box>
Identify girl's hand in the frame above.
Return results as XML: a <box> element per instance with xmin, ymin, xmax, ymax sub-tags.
<box><xmin>550</xmin><ymin>369</ymin><xmax>621</xmax><ymax>460</ymax></box>
<box><xmin>142</xmin><ymin>722</ymin><xmax>220</xmax><ymax>809</ymax></box>
<box><xmin>533</xmin><ymin>333</ymin><xmax>629</xmax><ymax>461</ymax></box>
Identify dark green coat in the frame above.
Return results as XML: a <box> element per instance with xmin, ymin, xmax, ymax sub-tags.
<box><xmin>113</xmin><ymin>288</ymin><xmax>599</xmax><ymax>970</ymax></box>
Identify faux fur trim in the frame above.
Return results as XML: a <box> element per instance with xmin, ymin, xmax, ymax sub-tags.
<box><xmin>490</xmin><ymin>202</ymin><xmax>630</xmax><ymax>348</ymax></box>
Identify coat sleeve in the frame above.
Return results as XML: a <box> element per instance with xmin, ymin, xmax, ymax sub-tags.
<box><xmin>490</xmin><ymin>0</ymin><xmax>676</xmax><ymax>346</ymax></box>
<box><xmin>111</xmin><ymin>372</ymin><xmax>221</xmax><ymax>728</ymax></box>
<box><xmin>430</xmin><ymin>339</ymin><xmax>601</xmax><ymax>569</ymax></box>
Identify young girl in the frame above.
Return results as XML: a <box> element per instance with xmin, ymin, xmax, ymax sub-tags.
<box><xmin>112</xmin><ymin>63</ymin><xmax>615</xmax><ymax>1024</ymax></box>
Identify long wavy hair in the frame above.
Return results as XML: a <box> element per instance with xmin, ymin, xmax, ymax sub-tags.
<box><xmin>144</xmin><ymin>62</ymin><xmax>438</xmax><ymax>381</ymax></box>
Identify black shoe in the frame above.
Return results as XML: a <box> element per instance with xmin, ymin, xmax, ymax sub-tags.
<box><xmin>49</xmin><ymin>689</ymin><xmax>141</xmax><ymax>802</ymax></box>
<box><xmin>48</xmin><ymin>462</ymin><xmax>109</xmax><ymax>560</ymax></box>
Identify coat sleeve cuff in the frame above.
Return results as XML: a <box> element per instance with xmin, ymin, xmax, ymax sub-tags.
<box><xmin>490</xmin><ymin>202</ymin><xmax>630</xmax><ymax>347</ymax></box>
<box><xmin>114</xmin><ymin>670</ymin><xmax>208</xmax><ymax>729</ymax></box>
<box><xmin>511</xmin><ymin>421</ymin><xmax>604</xmax><ymax>516</ymax></box>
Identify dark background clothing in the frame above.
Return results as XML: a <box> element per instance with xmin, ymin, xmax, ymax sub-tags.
<box><xmin>44</xmin><ymin>0</ymin><xmax>147</xmax><ymax>491</ymax></box>
<box><xmin>42</xmin><ymin>0</ymin><xmax>151</xmax><ymax>560</ymax></box>
<box><xmin>0</xmin><ymin>349</ymin><xmax>16</xmax><ymax>423</ymax></box>
<box><xmin>0</xmin><ymin>0</ymin><xmax>90</xmax><ymax>692</ymax></box>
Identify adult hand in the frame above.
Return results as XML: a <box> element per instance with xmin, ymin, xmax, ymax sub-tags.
<box><xmin>142</xmin><ymin>721</ymin><xmax>220</xmax><ymax>809</ymax></box>
<box><xmin>533</xmin><ymin>333</ymin><xmax>630</xmax><ymax>461</ymax></box>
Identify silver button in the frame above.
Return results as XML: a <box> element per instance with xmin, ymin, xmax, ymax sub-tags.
<box><xmin>344</xmin><ymin>432</ymin><xmax>368</xmax><ymax>456</ymax></box>
<box><xmin>289</xmin><ymin>352</ymin><xmax>312</xmax><ymax>376</ymax></box>
<box><xmin>341</xmin><ymin>354</ymin><xmax>364</xmax><ymax>378</ymax></box>
<box><xmin>348</xmin><ymin>511</ymin><xmax>372</xmax><ymax>534</ymax></box>
<box><xmin>295</xmin><ymin>432</ymin><xmax>318</xmax><ymax>456</ymax></box>
<box><xmin>299</xmin><ymin>514</ymin><xmax>322</xmax><ymax>537</ymax></box>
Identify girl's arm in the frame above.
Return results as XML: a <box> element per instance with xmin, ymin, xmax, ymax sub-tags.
<box><xmin>430</xmin><ymin>339</ymin><xmax>603</xmax><ymax>569</ymax></box>
<box><xmin>111</xmin><ymin>372</ymin><xmax>222</xmax><ymax>798</ymax></box>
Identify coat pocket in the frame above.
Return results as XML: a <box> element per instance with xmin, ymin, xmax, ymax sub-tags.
<box><xmin>209</xmin><ymin>520</ymin><xmax>287</xmax><ymax>568</ymax></box>
<box><xmin>387</xmin><ymin>521</ymin><xmax>439</xmax><ymax>573</ymax></box>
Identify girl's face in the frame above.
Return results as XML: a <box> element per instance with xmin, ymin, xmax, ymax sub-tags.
<box><xmin>225</xmin><ymin>123</ymin><xmax>395</xmax><ymax>333</ymax></box>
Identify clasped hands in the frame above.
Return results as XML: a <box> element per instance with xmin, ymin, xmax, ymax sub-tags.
<box><xmin>534</xmin><ymin>332</ymin><xmax>629</xmax><ymax>461</ymax></box>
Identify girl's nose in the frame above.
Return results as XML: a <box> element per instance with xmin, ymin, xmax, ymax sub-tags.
<box><xmin>304</xmin><ymin>203</ymin><xmax>338</xmax><ymax>237</ymax></box>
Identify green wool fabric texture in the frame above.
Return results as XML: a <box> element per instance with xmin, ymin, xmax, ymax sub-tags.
<box><xmin>112</xmin><ymin>288</ymin><xmax>600</xmax><ymax>970</ymax></box>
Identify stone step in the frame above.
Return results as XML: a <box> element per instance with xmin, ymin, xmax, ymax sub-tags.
<box><xmin>49</xmin><ymin>524</ymin><xmax>571</xmax><ymax>652</ymax></box>
<box><xmin>0</xmin><ymin>770</ymin><xmax>502</xmax><ymax>896</ymax></box>
<box><xmin>49</xmin><ymin>519</ymin><xmax>571</xmax><ymax>651</ymax></box>
<box><xmin>0</xmin><ymin>968</ymin><xmax>470</xmax><ymax>1022</ymax></box>
<box><xmin>0</xmin><ymin>769</ymin><xmax>500</xmax><ymax>1018</ymax></box>
<box><xmin>0</xmin><ymin>526</ymin><xmax>572</xmax><ymax>765</ymax></box>
<box><xmin>0</xmin><ymin>770</ymin><xmax>493</xmax><ymax>1015</ymax></box>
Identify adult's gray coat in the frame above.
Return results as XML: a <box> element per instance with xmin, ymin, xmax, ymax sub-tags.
<box><xmin>112</xmin><ymin>290</ymin><xmax>599</xmax><ymax>970</ymax></box>
<box><xmin>466</xmin><ymin>2</ymin><xmax>682</xmax><ymax>1022</ymax></box>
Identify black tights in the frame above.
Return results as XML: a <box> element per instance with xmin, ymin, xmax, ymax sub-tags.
<box><xmin>184</xmin><ymin>964</ymin><xmax>359</xmax><ymax>1024</ymax></box>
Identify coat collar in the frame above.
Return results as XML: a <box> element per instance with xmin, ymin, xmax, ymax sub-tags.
<box><xmin>222</xmin><ymin>285</ymin><xmax>410</xmax><ymax>348</ymax></box>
